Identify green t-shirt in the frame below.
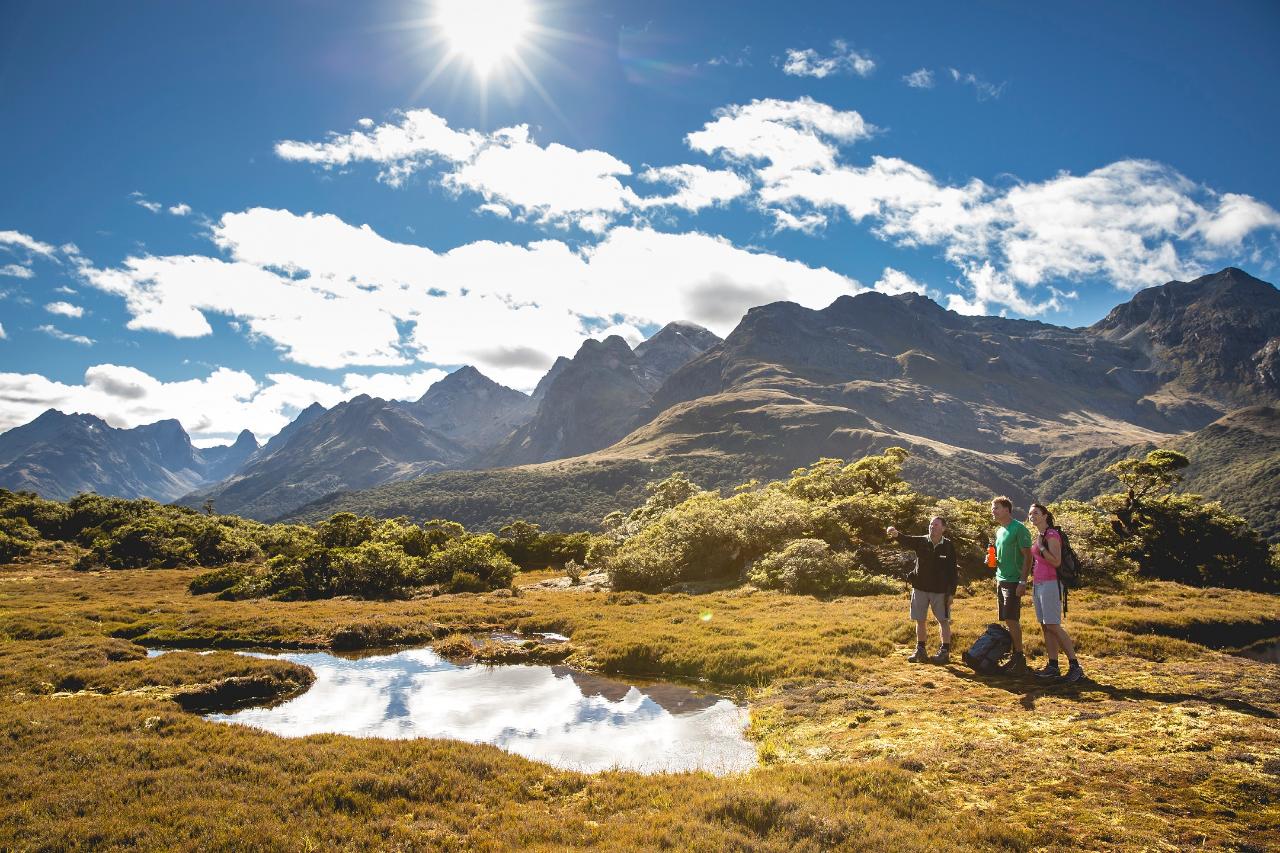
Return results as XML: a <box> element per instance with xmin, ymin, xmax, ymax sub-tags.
<box><xmin>994</xmin><ymin>519</ymin><xmax>1032</xmax><ymax>583</ymax></box>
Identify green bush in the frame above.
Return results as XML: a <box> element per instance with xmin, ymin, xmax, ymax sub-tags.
<box><xmin>78</xmin><ymin>520</ymin><xmax>196</xmax><ymax>570</ymax></box>
<box><xmin>748</xmin><ymin>539</ymin><xmax>899</xmax><ymax>597</ymax></box>
<box><xmin>421</xmin><ymin>534</ymin><xmax>517</xmax><ymax>591</ymax></box>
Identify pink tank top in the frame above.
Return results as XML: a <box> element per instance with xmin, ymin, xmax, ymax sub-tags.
<box><xmin>1032</xmin><ymin>528</ymin><xmax>1060</xmax><ymax>583</ymax></box>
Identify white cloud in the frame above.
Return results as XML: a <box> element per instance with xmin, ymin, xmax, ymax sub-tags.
<box><xmin>169</xmin><ymin>203</ymin><xmax>192</xmax><ymax>216</ymax></box>
<box><xmin>0</xmin><ymin>230</ymin><xmax>57</xmax><ymax>257</ymax></box>
<box><xmin>0</xmin><ymin>322</ymin><xmax>5</xmax><ymax>339</ymax></box>
<box><xmin>477</xmin><ymin>202</ymin><xmax>512</xmax><ymax>218</ymax></box>
<box><xmin>278</xmin><ymin>108</ymin><xmax>754</xmax><ymax>229</ymax></box>
<box><xmin>340</xmin><ymin>367</ymin><xmax>449</xmax><ymax>402</ymax></box>
<box><xmin>133</xmin><ymin>194</ymin><xmax>163</xmax><ymax>214</ymax></box>
<box><xmin>76</xmin><ymin>207</ymin><xmax>860</xmax><ymax>389</ymax></box>
<box><xmin>873</xmin><ymin>267</ymin><xmax>931</xmax><ymax>297</ymax></box>
<box><xmin>781</xmin><ymin>40</ymin><xmax>875</xmax><ymax>78</ymax></box>
<box><xmin>44</xmin><ymin>301</ymin><xmax>84</xmax><ymax>318</ymax></box>
<box><xmin>0</xmin><ymin>363</ymin><xmax>460</xmax><ymax>443</ymax></box>
<box><xmin>686</xmin><ymin>97</ymin><xmax>876</xmax><ymax>183</ymax></box>
<box><xmin>693</xmin><ymin>97</ymin><xmax>1280</xmax><ymax>311</ymax></box>
<box><xmin>948</xmin><ymin>68</ymin><xmax>1006</xmax><ymax>100</ymax></box>
<box><xmin>274</xmin><ymin>107</ymin><xmax>483</xmax><ymax>186</ymax></box>
<box><xmin>36</xmin><ymin>324</ymin><xmax>94</xmax><ymax>346</ymax></box>
<box><xmin>903</xmin><ymin>68</ymin><xmax>934</xmax><ymax>89</ymax></box>
<box><xmin>637</xmin><ymin>164</ymin><xmax>750</xmax><ymax>211</ymax></box>
<box><xmin>442</xmin><ymin>127</ymin><xmax>639</xmax><ymax>229</ymax></box>
<box><xmin>0</xmin><ymin>264</ymin><xmax>34</xmax><ymax>279</ymax></box>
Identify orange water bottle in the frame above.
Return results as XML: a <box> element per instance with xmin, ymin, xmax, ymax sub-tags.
<box><xmin>986</xmin><ymin>545</ymin><xmax>997</xmax><ymax>569</ymax></box>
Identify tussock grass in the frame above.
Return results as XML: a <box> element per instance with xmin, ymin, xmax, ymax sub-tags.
<box><xmin>0</xmin><ymin>542</ymin><xmax>1277</xmax><ymax>849</ymax></box>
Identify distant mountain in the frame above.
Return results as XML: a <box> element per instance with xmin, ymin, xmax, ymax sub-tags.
<box><xmin>410</xmin><ymin>366</ymin><xmax>536</xmax><ymax>453</ymax></box>
<box><xmin>198</xmin><ymin>430</ymin><xmax>260</xmax><ymax>483</ymax></box>
<box><xmin>1091</xmin><ymin>267</ymin><xmax>1280</xmax><ymax>408</ymax></box>
<box><xmin>180</xmin><ymin>394</ymin><xmax>469</xmax><ymax>520</ymax></box>
<box><xmin>1036</xmin><ymin>405</ymin><xmax>1280</xmax><ymax>542</ymax></box>
<box><xmin>291</xmin><ymin>268</ymin><xmax>1280</xmax><ymax>534</ymax></box>
<box><xmin>0</xmin><ymin>411</ymin><xmax>257</xmax><ymax>502</ymax></box>
<box><xmin>480</xmin><ymin>323</ymin><xmax>722</xmax><ymax>467</ymax></box>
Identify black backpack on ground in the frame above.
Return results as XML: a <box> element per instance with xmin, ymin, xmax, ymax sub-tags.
<box><xmin>962</xmin><ymin>623</ymin><xmax>1013</xmax><ymax>674</ymax></box>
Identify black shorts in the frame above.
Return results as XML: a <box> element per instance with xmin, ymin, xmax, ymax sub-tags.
<box><xmin>997</xmin><ymin>581</ymin><xmax>1022</xmax><ymax>621</ymax></box>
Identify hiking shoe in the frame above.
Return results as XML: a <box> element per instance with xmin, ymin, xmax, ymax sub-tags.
<box><xmin>999</xmin><ymin>651</ymin><xmax>1028</xmax><ymax>676</ymax></box>
<box><xmin>1064</xmin><ymin>661</ymin><xmax>1085</xmax><ymax>684</ymax></box>
<box><xmin>908</xmin><ymin>645</ymin><xmax>928</xmax><ymax>663</ymax></box>
<box><xmin>929</xmin><ymin>646</ymin><xmax>950</xmax><ymax>665</ymax></box>
<box><xmin>1033</xmin><ymin>661</ymin><xmax>1061</xmax><ymax>680</ymax></box>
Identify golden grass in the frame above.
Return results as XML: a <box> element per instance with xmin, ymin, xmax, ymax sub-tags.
<box><xmin>1</xmin><ymin>543</ymin><xmax>1277</xmax><ymax>850</ymax></box>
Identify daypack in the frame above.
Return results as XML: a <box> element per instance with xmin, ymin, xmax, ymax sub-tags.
<box><xmin>1043</xmin><ymin>527</ymin><xmax>1080</xmax><ymax>614</ymax></box>
<box><xmin>962</xmin><ymin>623</ymin><xmax>1012</xmax><ymax>674</ymax></box>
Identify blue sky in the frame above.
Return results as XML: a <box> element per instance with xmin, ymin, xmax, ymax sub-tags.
<box><xmin>2</xmin><ymin>0</ymin><xmax>1279</xmax><ymax>444</ymax></box>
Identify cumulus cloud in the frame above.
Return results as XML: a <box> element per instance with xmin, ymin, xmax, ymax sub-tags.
<box><xmin>903</xmin><ymin>68</ymin><xmax>934</xmax><ymax>89</ymax></box>
<box><xmin>36</xmin><ymin>324</ymin><xmax>94</xmax><ymax>346</ymax></box>
<box><xmin>169</xmin><ymin>203</ymin><xmax>192</xmax><ymax>216</ymax></box>
<box><xmin>636</xmin><ymin>164</ymin><xmax>750</xmax><ymax>211</ymax></box>
<box><xmin>274</xmin><ymin>108</ymin><xmax>482</xmax><ymax>186</ymax></box>
<box><xmin>441</xmin><ymin>126</ymin><xmax>640</xmax><ymax>229</ymax></box>
<box><xmin>781</xmin><ymin>40</ymin><xmax>875</xmax><ymax>78</ymax></box>
<box><xmin>75</xmin><ymin>207</ymin><xmax>859</xmax><ymax>389</ymax></box>
<box><xmin>0</xmin><ymin>264</ymin><xmax>34</xmax><ymax>279</ymax></box>
<box><xmin>873</xmin><ymin>267</ymin><xmax>931</xmax><ymax>297</ymax></box>
<box><xmin>44</xmin><ymin>301</ymin><xmax>84</xmax><ymax>318</ymax></box>
<box><xmin>0</xmin><ymin>322</ymin><xmax>6</xmax><ymax>339</ymax></box>
<box><xmin>277</xmin><ymin>108</ymin><xmax>753</xmax><ymax>230</ymax></box>
<box><xmin>0</xmin><ymin>363</ymin><xmax>456</xmax><ymax>442</ymax></box>
<box><xmin>0</xmin><ymin>230</ymin><xmax>57</xmax><ymax>257</ymax></box>
<box><xmin>686</xmin><ymin>97</ymin><xmax>876</xmax><ymax>183</ymax></box>
<box><xmin>691</xmin><ymin>97</ymin><xmax>1280</xmax><ymax>313</ymax></box>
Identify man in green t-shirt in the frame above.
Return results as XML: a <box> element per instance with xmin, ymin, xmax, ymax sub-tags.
<box><xmin>991</xmin><ymin>495</ymin><xmax>1033</xmax><ymax>674</ymax></box>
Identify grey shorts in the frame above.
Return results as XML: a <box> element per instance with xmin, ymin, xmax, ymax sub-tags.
<box><xmin>1033</xmin><ymin>580</ymin><xmax>1063</xmax><ymax>625</ymax></box>
<box><xmin>910</xmin><ymin>589</ymin><xmax>951</xmax><ymax>622</ymax></box>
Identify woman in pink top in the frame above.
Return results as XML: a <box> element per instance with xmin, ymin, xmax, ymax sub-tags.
<box><xmin>1028</xmin><ymin>503</ymin><xmax>1083</xmax><ymax>683</ymax></box>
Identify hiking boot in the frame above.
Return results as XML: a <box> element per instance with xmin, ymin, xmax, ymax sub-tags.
<box><xmin>908</xmin><ymin>645</ymin><xmax>928</xmax><ymax>663</ymax></box>
<box><xmin>1064</xmin><ymin>661</ymin><xmax>1085</xmax><ymax>684</ymax></box>
<box><xmin>929</xmin><ymin>645</ymin><xmax>950</xmax><ymax>665</ymax></box>
<box><xmin>1033</xmin><ymin>661</ymin><xmax>1061</xmax><ymax>680</ymax></box>
<box><xmin>999</xmin><ymin>651</ymin><xmax>1028</xmax><ymax>676</ymax></box>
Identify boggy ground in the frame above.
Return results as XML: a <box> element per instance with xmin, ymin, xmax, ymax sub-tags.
<box><xmin>1</xmin><ymin>544</ymin><xmax>1277</xmax><ymax>851</ymax></box>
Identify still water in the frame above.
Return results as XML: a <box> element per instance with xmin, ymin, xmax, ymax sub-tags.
<box><xmin>204</xmin><ymin>647</ymin><xmax>757</xmax><ymax>775</ymax></box>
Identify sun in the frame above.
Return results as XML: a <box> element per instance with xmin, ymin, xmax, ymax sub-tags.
<box><xmin>434</xmin><ymin>0</ymin><xmax>532</xmax><ymax>76</ymax></box>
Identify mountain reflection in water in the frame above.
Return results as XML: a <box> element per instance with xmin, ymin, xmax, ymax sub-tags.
<box><xmin>205</xmin><ymin>647</ymin><xmax>755</xmax><ymax>774</ymax></box>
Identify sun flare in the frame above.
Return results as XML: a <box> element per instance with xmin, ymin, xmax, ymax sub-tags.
<box><xmin>434</xmin><ymin>0</ymin><xmax>532</xmax><ymax>75</ymax></box>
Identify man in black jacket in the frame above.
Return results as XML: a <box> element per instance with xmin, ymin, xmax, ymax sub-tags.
<box><xmin>886</xmin><ymin>516</ymin><xmax>958</xmax><ymax>664</ymax></box>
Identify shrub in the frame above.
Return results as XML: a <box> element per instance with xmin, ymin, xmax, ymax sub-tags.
<box><xmin>331</xmin><ymin>541</ymin><xmax>420</xmax><ymax>598</ymax></box>
<box><xmin>78</xmin><ymin>520</ymin><xmax>195</xmax><ymax>570</ymax></box>
<box><xmin>189</xmin><ymin>565</ymin><xmax>254</xmax><ymax>595</ymax></box>
<box><xmin>314</xmin><ymin>512</ymin><xmax>374</xmax><ymax>549</ymax></box>
<box><xmin>748</xmin><ymin>539</ymin><xmax>899</xmax><ymax>597</ymax></box>
<box><xmin>421</xmin><ymin>534</ymin><xmax>516</xmax><ymax>591</ymax></box>
<box><xmin>0</xmin><ymin>516</ymin><xmax>40</xmax><ymax>563</ymax></box>
<box><xmin>606</xmin><ymin>487</ymin><xmax>829</xmax><ymax>591</ymax></box>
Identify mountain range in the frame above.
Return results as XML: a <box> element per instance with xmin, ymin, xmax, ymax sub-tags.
<box><xmin>3</xmin><ymin>268</ymin><xmax>1278</xmax><ymax>540</ymax></box>
<box><xmin>0</xmin><ymin>412</ymin><xmax>258</xmax><ymax>502</ymax></box>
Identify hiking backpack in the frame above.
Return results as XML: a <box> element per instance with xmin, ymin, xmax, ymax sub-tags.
<box><xmin>1045</xmin><ymin>526</ymin><xmax>1080</xmax><ymax>614</ymax></box>
<box><xmin>962</xmin><ymin>623</ymin><xmax>1013</xmax><ymax>674</ymax></box>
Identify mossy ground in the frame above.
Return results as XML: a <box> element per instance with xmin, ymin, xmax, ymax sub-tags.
<box><xmin>1</xmin><ymin>543</ymin><xmax>1277</xmax><ymax>850</ymax></box>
